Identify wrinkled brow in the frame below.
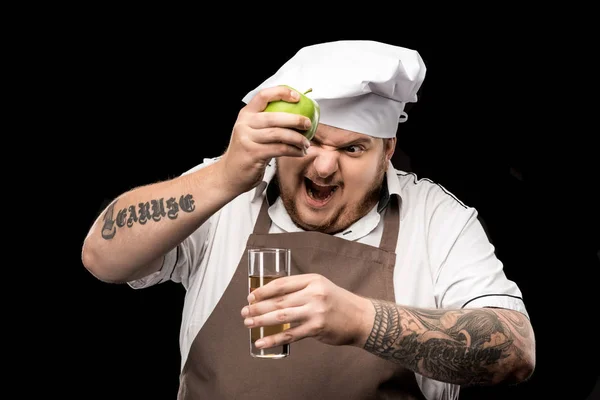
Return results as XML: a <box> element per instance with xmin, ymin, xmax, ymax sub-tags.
<box><xmin>311</xmin><ymin>136</ymin><xmax>374</xmax><ymax>148</ymax></box>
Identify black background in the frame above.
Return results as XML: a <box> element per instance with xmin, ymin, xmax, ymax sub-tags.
<box><xmin>47</xmin><ymin>12</ymin><xmax>599</xmax><ymax>400</ymax></box>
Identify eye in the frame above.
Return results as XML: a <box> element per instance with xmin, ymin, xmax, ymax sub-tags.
<box><xmin>344</xmin><ymin>145</ymin><xmax>365</xmax><ymax>154</ymax></box>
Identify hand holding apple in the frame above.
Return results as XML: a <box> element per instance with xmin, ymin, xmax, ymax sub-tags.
<box><xmin>217</xmin><ymin>85</ymin><xmax>314</xmax><ymax>196</ymax></box>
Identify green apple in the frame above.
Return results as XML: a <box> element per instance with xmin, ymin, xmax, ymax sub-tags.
<box><xmin>264</xmin><ymin>85</ymin><xmax>320</xmax><ymax>141</ymax></box>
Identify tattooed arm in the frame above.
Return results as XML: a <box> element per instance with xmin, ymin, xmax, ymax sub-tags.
<box><xmin>82</xmin><ymin>86</ymin><xmax>310</xmax><ymax>284</ymax></box>
<box><xmin>361</xmin><ymin>300</ymin><xmax>535</xmax><ymax>387</ymax></box>
<box><xmin>81</xmin><ymin>161</ymin><xmax>240</xmax><ymax>283</ymax></box>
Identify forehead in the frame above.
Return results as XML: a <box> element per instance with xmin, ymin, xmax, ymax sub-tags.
<box><xmin>314</xmin><ymin>124</ymin><xmax>376</xmax><ymax>145</ymax></box>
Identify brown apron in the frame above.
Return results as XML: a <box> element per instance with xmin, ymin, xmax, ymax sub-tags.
<box><xmin>178</xmin><ymin>194</ymin><xmax>427</xmax><ymax>400</ymax></box>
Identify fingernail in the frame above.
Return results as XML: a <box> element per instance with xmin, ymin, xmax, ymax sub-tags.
<box><xmin>304</xmin><ymin>119</ymin><xmax>311</xmax><ymax>129</ymax></box>
<box><xmin>303</xmin><ymin>138</ymin><xmax>311</xmax><ymax>148</ymax></box>
<box><xmin>247</xmin><ymin>293</ymin><xmax>255</xmax><ymax>304</ymax></box>
<box><xmin>241</xmin><ymin>307</ymin><xmax>249</xmax><ymax>317</ymax></box>
<box><xmin>244</xmin><ymin>318</ymin><xmax>254</xmax><ymax>326</ymax></box>
<box><xmin>255</xmin><ymin>339</ymin><xmax>264</xmax><ymax>348</ymax></box>
<box><xmin>290</xmin><ymin>90</ymin><xmax>299</xmax><ymax>100</ymax></box>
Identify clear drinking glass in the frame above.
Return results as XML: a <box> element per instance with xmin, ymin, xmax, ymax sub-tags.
<box><xmin>247</xmin><ymin>248</ymin><xmax>292</xmax><ymax>359</ymax></box>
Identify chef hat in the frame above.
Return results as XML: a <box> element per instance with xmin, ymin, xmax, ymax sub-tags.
<box><xmin>241</xmin><ymin>40</ymin><xmax>426</xmax><ymax>138</ymax></box>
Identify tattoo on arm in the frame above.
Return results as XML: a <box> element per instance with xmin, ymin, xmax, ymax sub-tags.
<box><xmin>100</xmin><ymin>194</ymin><xmax>196</xmax><ymax>240</ymax></box>
<box><xmin>364</xmin><ymin>300</ymin><xmax>533</xmax><ymax>386</ymax></box>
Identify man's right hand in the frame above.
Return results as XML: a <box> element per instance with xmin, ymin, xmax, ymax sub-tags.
<box><xmin>81</xmin><ymin>86</ymin><xmax>312</xmax><ymax>284</ymax></box>
<box><xmin>218</xmin><ymin>85</ymin><xmax>313</xmax><ymax>195</ymax></box>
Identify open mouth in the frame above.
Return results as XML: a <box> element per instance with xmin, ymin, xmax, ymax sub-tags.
<box><xmin>304</xmin><ymin>177</ymin><xmax>339</xmax><ymax>205</ymax></box>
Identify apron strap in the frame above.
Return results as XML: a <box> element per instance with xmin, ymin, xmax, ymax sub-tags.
<box><xmin>253</xmin><ymin>192</ymin><xmax>401</xmax><ymax>253</ymax></box>
<box><xmin>253</xmin><ymin>197</ymin><xmax>272</xmax><ymax>235</ymax></box>
<box><xmin>379</xmin><ymin>194</ymin><xmax>400</xmax><ymax>253</ymax></box>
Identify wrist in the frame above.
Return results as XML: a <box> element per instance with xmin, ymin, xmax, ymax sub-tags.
<box><xmin>211</xmin><ymin>157</ymin><xmax>244</xmax><ymax>199</ymax></box>
<box><xmin>353</xmin><ymin>296</ymin><xmax>376</xmax><ymax>348</ymax></box>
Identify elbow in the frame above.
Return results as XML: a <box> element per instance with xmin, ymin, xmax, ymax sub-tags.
<box><xmin>514</xmin><ymin>354</ymin><xmax>536</xmax><ymax>384</ymax></box>
<box><xmin>517</xmin><ymin>346</ymin><xmax>536</xmax><ymax>383</ymax></box>
<box><xmin>81</xmin><ymin>238</ymin><xmax>128</xmax><ymax>284</ymax></box>
<box><xmin>509</xmin><ymin>340</ymin><xmax>536</xmax><ymax>385</ymax></box>
<box><xmin>503</xmin><ymin>311</ymin><xmax>537</xmax><ymax>385</ymax></box>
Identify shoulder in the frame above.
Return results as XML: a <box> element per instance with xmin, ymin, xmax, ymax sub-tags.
<box><xmin>391</xmin><ymin>169</ymin><xmax>470</xmax><ymax>212</ymax></box>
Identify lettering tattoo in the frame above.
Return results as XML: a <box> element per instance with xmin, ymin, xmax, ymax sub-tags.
<box><xmin>364</xmin><ymin>300</ymin><xmax>533</xmax><ymax>386</ymax></box>
<box><xmin>101</xmin><ymin>194</ymin><xmax>195</xmax><ymax>240</ymax></box>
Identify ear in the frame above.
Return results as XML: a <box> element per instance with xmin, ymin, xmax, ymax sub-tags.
<box><xmin>384</xmin><ymin>138</ymin><xmax>396</xmax><ymax>162</ymax></box>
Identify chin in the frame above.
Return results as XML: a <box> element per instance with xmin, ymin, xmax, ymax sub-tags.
<box><xmin>278</xmin><ymin>174</ymin><xmax>347</xmax><ymax>233</ymax></box>
<box><xmin>295</xmin><ymin>195</ymin><xmax>350</xmax><ymax>233</ymax></box>
<box><xmin>284</xmin><ymin>197</ymin><xmax>331</xmax><ymax>233</ymax></box>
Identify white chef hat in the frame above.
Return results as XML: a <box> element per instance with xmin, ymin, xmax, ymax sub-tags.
<box><xmin>241</xmin><ymin>40</ymin><xmax>427</xmax><ymax>138</ymax></box>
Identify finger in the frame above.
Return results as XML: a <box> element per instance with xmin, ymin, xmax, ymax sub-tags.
<box><xmin>245</xmin><ymin>85</ymin><xmax>300</xmax><ymax>113</ymax></box>
<box><xmin>249</xmin><ymin>141</ymin><xmax>307</xmax><ymax>159</ymax></box>
<box><xmin>249</xmin><ymin>127</ymin><xmax>311</xmax><ymax>152</ymax></box>
<box><xmin>248</xmin><ymin>274</ymin><xmax>317</xmax><ymax>303</ymax></box>
<box><xmin>242</xmin><ymin>288</ymin><xmax>308</xmax><ymax>318</ymax></box>
<box><xmin>249</xmin><ymin>110</ymin><xmax>312</xmax><ymax>132</ymax></box>
<box><xmin>253</xmin><ymin>323</ymin><xmax>316</xmax><ymax>350</ymax></box>
<box><xmin>244</xmin><ymin>304</ymin><xmax>307</xmax><ymax>329</ymax></box>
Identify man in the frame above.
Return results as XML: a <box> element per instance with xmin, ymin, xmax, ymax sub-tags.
<box><xmin>82</xmin><ymin>40</ymin><xmax>535</xmax><ymax>399</ymax></box>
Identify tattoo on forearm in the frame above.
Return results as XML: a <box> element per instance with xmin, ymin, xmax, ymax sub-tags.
<box><xmin>364</xmin><ymin>300</ymin><xmax>532</xmax><ymax>386</ymax></box>
<box><xmin>365</xmin><ymin>299</ymin><xmax>401</xmax><ymax>353</ymax></box>
<box><xmin>101</xmin><ymin>194</ymin><xmax>195</xmax><ymax>240</ymax></box>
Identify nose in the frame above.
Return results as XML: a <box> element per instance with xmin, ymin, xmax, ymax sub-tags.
<box><xmin>309</xmin><ymin>146</ymin><xmax>339</xmax><ymax>178</ymax></box>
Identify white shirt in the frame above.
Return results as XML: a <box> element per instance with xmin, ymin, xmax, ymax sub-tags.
<box><xmin>129</xmin><ymin>157</ymin><xmax>529</xmax><ymax>400</ymax></box>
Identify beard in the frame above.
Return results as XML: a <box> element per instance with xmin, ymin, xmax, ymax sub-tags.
<box><xmin>275</xmin><ymin>152</ymin><xmax>388</xmax><ymax>234</ymax></box>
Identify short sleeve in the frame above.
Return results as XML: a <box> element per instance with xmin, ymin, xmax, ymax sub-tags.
<box><xmin>127</xmin><ymin>245</ymin><xmax>181</xmax><ymax>289</ymax></box>
<box><xmin>127</xmin><ymin>217</ymin><xmax>213</xmax><ymax>290</ymax></box>
<box><xmin>427</xmin><ymin>185</ymin><xmax>529</xmax><ymax>319</ymax></box>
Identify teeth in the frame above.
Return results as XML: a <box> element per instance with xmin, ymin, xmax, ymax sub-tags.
<box><xmin>308</xmin><ymin>186</ymin><xmax>336</xmax><ymax>201</ymax></box>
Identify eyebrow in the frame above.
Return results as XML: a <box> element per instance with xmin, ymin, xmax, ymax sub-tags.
<box><xmin>312</xmin><ymin>136</ymin><xmax>373</xmax><ymax>147</ymax></box>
